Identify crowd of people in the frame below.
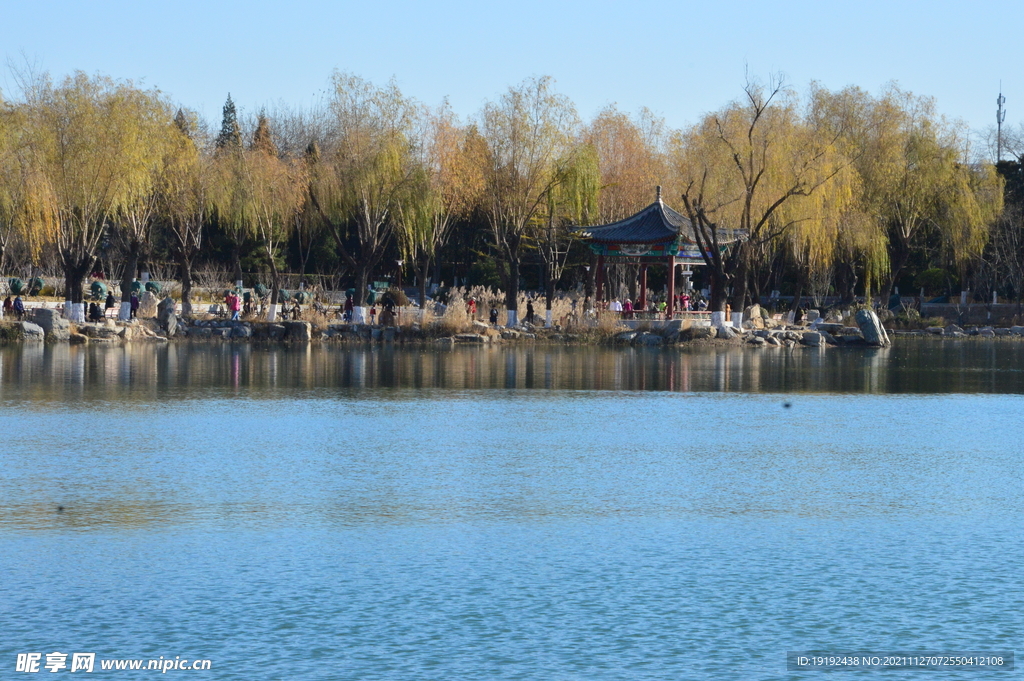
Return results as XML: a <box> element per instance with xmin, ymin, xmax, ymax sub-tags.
<box><xmin>601</xmin><ymin>292</ymin><xmax>708</xmax><ymax>319</ymax></box>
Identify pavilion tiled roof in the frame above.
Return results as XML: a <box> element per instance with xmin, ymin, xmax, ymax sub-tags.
<box><xmin>578</xmin><ymin>191</ymin><xmax>696</xmax><ymax>245</ymax></box>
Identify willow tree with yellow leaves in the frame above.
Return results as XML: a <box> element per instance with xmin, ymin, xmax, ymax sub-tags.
<box><xmin>479</xmin><ymin>76</ymin><xmax>580</xmax><ymax>326</ymax></box>
<box><xmin>158</xmin><ymin>109</ymin><xmax>208</xmax><ymax>316</ymax></box>
<box><xmin>674</xmin><ymin>77</ymin><xmax>853</xmax><ymax>322</ymax></box>
<box><xmin>17</xmin><ymin>73</ymin><xmax>169</xmax><ymax>319</ymax></box>
<box><xmin>394</xmin><ymin>102</ymin><xmax>485</xmax><ymax>320</ymax></box>
<box><xmin>107</xmin><ymin>88</ymin><xmax>178</xmax><ymax>319</ymax></box>
<box><xmin>0</xmin><ymin>96</ymin><xmax>58</xmax><ymax>286</ymax></box>
<box><xmin>537</xmin><ymin>143</ymin><xmax>599</xmax><ymax>325</ymax></box>
<box><xmin>307</xmin><ymin>73</ymin><xmax>417</xmax><ymax>322</ymax></box>
<box><xmin>837</xmin><ymin>86</ymin><xmax>1002</xmax><ymax>301</ymax></box>
<box><xmin>209</xmin><ymin>114</ymin><xmax>304</xmax><ymax>321</ymax></box>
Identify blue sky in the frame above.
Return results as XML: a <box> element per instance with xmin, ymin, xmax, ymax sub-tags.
<box><xmin>2</xmin><ymin>0</ymin><xmax>1017</xmax><ymax>152</ymax></box>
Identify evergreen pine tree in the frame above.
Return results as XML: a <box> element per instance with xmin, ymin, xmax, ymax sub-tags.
<box><xmin>173</xmin><ymin>108</ymin><xmax>191</xmax><ymax>138</ymax></box>
<box><xmin>216</xmin><ymin>94</ymin><xmax>242</xmax><ymax>149</ymax></box>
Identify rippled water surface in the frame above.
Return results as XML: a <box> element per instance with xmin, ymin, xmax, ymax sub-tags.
<box><xmin>1</xmin><ymin>343</ymin><xmax>1022</xmax><ymax>679</ymax></box>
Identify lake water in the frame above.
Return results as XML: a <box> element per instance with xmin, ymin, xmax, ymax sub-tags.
<box><xmin>1</xmin><ymin>342</ymin><xmax>1021</xmax><ymax>679</ymax></box>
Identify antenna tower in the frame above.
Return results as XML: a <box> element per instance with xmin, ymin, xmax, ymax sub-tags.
<box><xmin>997</xmin><ymin>84</ymin><xmax>1006</xmax><ymax>162</ymax></box>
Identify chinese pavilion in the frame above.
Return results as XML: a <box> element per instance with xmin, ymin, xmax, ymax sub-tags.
<box><xmin>578</xmin><ymin>187</ymin><xmax>739</xmax><ymax>316</ymax></box>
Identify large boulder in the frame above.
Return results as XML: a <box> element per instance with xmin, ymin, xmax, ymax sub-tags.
<box><xmin>229</xmin><ymin>324</ymin><xmax>252</xmax><ymax>339</ymax></box>
<box><xmin>801</xmin><ymin>331</ymin><xmax>823</xmax><ymax>347</ymax></box>
<box><xmin>20</xmin><ymin>321</ymin><xmax>45</xmax><ymax>341</ymax></box>
<box><xmin>157</xmin><ymin>297</ymin><xmax>176</xmax><ymax>325</ymax></box>
<box><xmin>817</xmin><ymin>329</ymin><xmax>838</xmax><ymax>346</ymax></box>
<box><xmin>79</xmin><ymin>322</ymin><xmax>120</xmax><ymax>339</ymax></box>
<box><xmin>31</xmin><ymin>308</ymin><xmax>70</xmax><ymax>341</ymax></box>
<box><xmin>855</xmin><ymin>309</ymin><xmax>890</xmax><ymax>346</ymax></box>
<box><xmin>635</xmin><ymin>332</ymin><xmax>663</xmax><ymax>346</ymax></box>
<box><xmin>138</xmin><ymin>291</ymin><xmax>159</xmax><ymax>318</ymax></box>
<box><xmin>717</xmin><ymin>324</ymin><xmax>738</xmax><ymax>340</ymax></box>
<box><xmin>743</xmin><ymin>304</ymin><xmax>764</xmax><ymax>329</ymax></box>
<box><xmin>283</xmin><ymin>320</ymin><xmax>312</xmax><ymax>342</ymax></box>
<box><xmin>158</xmin><ymin>298</ymin><xmax>178</xmax><ymax>337</ymax></box>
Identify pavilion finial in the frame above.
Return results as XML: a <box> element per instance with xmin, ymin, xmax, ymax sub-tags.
<box><xmin>656</xmin><ymin>186</ymin><xmax>662</xmax><ymax>202</ymax></box>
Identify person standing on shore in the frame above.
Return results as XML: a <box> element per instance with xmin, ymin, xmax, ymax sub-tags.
<box><xmin>2</xmin><ymin>296</ymin><xmax>12</xmax><ymax>318</ymax></box>
<box><xmin>344</xmin><ymin>294</ymin><xmax>354</xmax><ymax>323</ymax></box>
<box><xmin>230</xmin><ymin>292</ymin><xmax>241</xmax><ymax>321</ymax></box>
<box><xmin>129</xmin><ymin>293</ymin><xmax>139</xmax><ymax>319</ymax></box>
<box><xmin>105</xmin><ymin>291</ymin><xmax>116</xmax><ymax>318</ymax></box>
<box><xmin>13</xmin><ymin>295</ymin><xmax>25</xmax><ymax>320</ymax></box>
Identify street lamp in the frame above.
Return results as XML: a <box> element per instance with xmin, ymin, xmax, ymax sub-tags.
<box><xmin>396</xmin><ymin>260</ymin><xmax>404</xmax><ymax>293</ymax></box>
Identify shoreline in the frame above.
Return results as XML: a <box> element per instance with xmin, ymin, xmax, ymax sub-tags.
<box><xmin>3</xmin><ymin>311</ymin><xmax>1023</xmax><ymax>349</ymax></box>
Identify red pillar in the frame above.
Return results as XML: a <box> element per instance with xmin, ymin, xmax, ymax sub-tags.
<box><xmin>638</xmin><ymin>264</ymin><xmax>648</xmax><ymax>310</ymax></box>
<box><xmin>596</xmin><ymin>255</ymin><xmax>605</xmax><ymax>304</ymax></box>
<box><xmin>666</xmin><ymin>257</ymin><xmax>675</xmax><ymax>318</ymax></box>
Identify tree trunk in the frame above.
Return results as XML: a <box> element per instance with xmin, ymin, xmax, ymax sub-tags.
<box><xmin>790</xmin><ymin>268</ymin><xmax>807</xmax><ymax>315</ymax></box>
<box><xmin>835</xmin><ymin>261</ymin><xmax>858</xmax><ymax>307</ymax></box>
<box><xmin>232</xmin><ymin>243</ymin><xmax>243</xmax><ymax>287</ymax></box>
<box><xmin>708</xmin><ymin>269</ymin><xmax>728</xmax><ymax>312</ymax></box>
<box><xmin>119</xmin><ymin>244</ymin><xmax>140</xmax><ymax>320</ymax></box>
<box><xmin>504</xmin><ymin>257</ymin><xmax>520</xmax><ymax>327</ymax></box>
<box><xmin>417</xmin><ymin>258</ymin><xmax>430</xmax><ymax>322</ymax></box>
<box><xmin>63</xmin><ymin>259</ymin><xmax>89</xmax><ymax>321</ymax></box>
<box><xmin>545</xmin><ymin>274</ymin><xmax>555</xmax><ymax>328</ymax></box>
<box><xmin>268</xmin><ymin>257</ymin><xmax>281</xmax><ymax>322</ymax></box>
<box><xmin>882</xmin><ymin>234</ymin><xmax>911</xmax><ymax>304</ymax></box>
<box><xmin>353</xmin><ymin>265</ymin><xmax>370</xmax><ymax>323</ymax></box>
<box><xmin>729</xmin><ymin>251</ymin><xmax>750</xmax><ymax>322</ymax></box>
<box><xmin>180</xmin><ymin>257</ymin><xmax>194</xmax><ymax>317</ymax></box>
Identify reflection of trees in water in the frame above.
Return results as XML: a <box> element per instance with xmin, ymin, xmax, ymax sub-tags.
<box><xmin>5</xmin><ymin>342</ymin><xmax>1024</xmax><ymax>398</ymax></box>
